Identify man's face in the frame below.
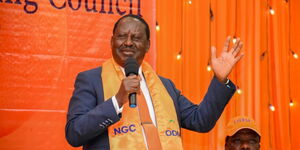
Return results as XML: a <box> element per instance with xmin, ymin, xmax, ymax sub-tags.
<box><xmin>111</xmin><ymin>17</ymin><xmax>150</xmax><ymax>67</ymax></box>
<box><xmin>225</xmin><ymin>129</ymin><xmax>260</xmax><ymax>150</ymax></box>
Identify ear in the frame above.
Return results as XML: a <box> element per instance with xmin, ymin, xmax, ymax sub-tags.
<box><xmin>146</xmin><ymin>40</ymin><xmax>150</xmax><ymax>52</ymax></box>
<box><xmin>225</xmin><ymin>136</ymin><xmax>230</xmax><ymax>150</ymax></box>
<box><xmin>225</xmin><ymin>142</ymin><xmax>229</xmax><ymax>150</ymax></box>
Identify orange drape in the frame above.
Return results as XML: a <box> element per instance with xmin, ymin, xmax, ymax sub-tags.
<box><xmin>157</xmin><ymin>0</ymin><xmax>300</xmax><ymax>149</ymax></box>
<box><xmin>1</xmin><ymin>0</ymin><xmax>300</xmax><ymax>149</ymax></box>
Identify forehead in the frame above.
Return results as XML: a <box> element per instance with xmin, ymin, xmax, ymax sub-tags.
<box><xmin>232</xmin><ymin>129</ymin><xmax>259</xmax><ymax>138</ymax></box>
<box><xmin>115</xmin><ymin>17</ymin><xmax>146</xmax><ymax>34</ymax></box>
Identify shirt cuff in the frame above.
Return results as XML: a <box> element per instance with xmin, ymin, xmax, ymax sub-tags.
<box><xmin>112</xmin><ymin>96</ymin><xmax>123</xmax><ymax>114</ymax></box>
<box><xmin>225</xmin><ymin>78</ymin><xmax>230</xmax><ymax>85</ymax></box>
<box><xmin>225</xmin><ymin>78</ymin><xmax>234</xmax><ymax>89</ymax></box>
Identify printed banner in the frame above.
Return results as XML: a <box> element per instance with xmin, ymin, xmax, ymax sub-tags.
<box><xmin>0</xmin><ymin>0</ymin><xmax>156</xmax><ymax>149</ymax></box>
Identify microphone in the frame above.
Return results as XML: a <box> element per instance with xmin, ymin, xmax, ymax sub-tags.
<box><xmin>124</xmin><ymin>57</ymin><xmax>139</xmax><ymax>108</ymax></box>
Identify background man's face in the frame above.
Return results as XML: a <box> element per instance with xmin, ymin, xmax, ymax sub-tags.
<box><xmin>225</xmin><ymin>129</ymin><xmax>260</xmax><ymax>150</ymax></box>
<box><xmin>111</xmin><ymin>17</ymin><xmax>150</xmax><ymax>67</ymax></box>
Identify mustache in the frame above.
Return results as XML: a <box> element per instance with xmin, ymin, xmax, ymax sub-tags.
<box><xmin>120</xmin><ymin>45</ymin><xmax>136</xmax><ymax>50</ymax></box>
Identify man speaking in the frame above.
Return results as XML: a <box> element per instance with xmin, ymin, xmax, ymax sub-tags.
<box><xmin>65</xmin><ymin>14</ymin><xmax>244</xmax><ymax>150</ymax></box>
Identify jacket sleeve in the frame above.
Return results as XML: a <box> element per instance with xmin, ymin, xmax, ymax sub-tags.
<box><xmin>65</xmin><ymin>72</ymin><xmax>121</xmax><ymax>147</ymax></box>
<box><xmin>167</xmin><ymin>77</ymin><xmax>236</xmax><ymax>132</ymax></box>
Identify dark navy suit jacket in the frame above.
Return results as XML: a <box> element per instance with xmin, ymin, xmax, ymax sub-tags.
<box><xmin>65</xmin><ymin>67</ymin><xmax>236</xmax><ymax>150</ymax></box>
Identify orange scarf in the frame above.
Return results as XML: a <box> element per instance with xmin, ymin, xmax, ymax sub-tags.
<box><xmin>101</xmin><ymin>58</ymin><xmax>183</xmax><ymax>150</ymax></box>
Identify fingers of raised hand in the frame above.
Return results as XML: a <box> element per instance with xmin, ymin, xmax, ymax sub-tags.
<box><xmin>232</xmin><ymin>41</ymin><xmax>243</xmax><ymax>57</ymax></box>
<box><xmin>222</xmin><ymin>36</ymin><xmax>231</xmax><ymax>52</ymax></box>
<box><xmin>228</xmin><ymin>37</ymin><xmax>243</xmax><ymax>57</ymax></box>
<box><xmin>234</xmin><ymin>52</ymin><xmax>244</xmax><ymax>64</ymax></box>
<box><xmin>229</xmin><ymin>38</ymin><xmax>240</xmax><ymax>53</ymax></box>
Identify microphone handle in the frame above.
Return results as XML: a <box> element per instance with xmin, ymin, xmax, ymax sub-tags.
<box><xmin>129</xmin><ymin>92</ymin><xmax>137</xmax><ymax>108</ymax></box>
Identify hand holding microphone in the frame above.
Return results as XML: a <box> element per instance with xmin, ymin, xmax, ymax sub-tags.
<box><xmin>115</xmin><ymin>57</ymin><xmax>140</xmax><ymax>108</ymax></box>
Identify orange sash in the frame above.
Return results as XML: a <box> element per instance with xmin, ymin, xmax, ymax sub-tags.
<box><xmin>101</xmin><ymin>58</ymin><xmax>183</xmax><ymax>150</ymax></box>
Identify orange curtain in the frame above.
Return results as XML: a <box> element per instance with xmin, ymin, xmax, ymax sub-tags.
<box><xmin>1</xmin><ymin>0</ymin><xmax>300</xmax><ymax>149</ymax></box>
<box><xmin>156</xmin><ymin>0</ymin><xmax>300</xmax><ymax>149</ymax></box>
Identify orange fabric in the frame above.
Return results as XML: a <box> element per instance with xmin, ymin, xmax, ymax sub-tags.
<box><xmin>102</xmin><ymin>59</ymin><xmax>146</xmax><ymax>150</ymax></box>
<box><xmin>101</xmin><ymin>58</ymin><xmax>182</xmax><ymax>150</ymax></box>
<box><xmin>157</xmin><ymin>0</ymin><xmax>300</xmax><ymax>149</ymax></box>
<box><xmin>142</xmin><ymin>61</ymin><xmax>184</xmax><ymax>150</ymax></box>
<box><xmin>137</xmin><ymin>93</ymin><xmax>162</xmax><ymax>150</ymax></box>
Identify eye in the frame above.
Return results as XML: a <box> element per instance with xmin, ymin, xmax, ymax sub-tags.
<box><xmin>232</xmin><ymin>139</ymin><xmax>241</xmax><ymax>145</ymax></box>
<box><xmin>132</xmin><ymin>36</ymin><xmax>141</xmax><ymax>41</ymax></box>
<box><xmin>116</xmin><ymin>34</ymin><xmax>127</xmax><ymax>39</ymax></box>
<box><xmin>249</xmin><ymin>139</ymin><xmax>258</xmax><ymax>144</ymax></box>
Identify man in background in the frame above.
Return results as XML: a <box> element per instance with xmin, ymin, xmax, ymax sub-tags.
<box><xmin>225</xmin><ymin>116</ymin><xmax>261</xmax><ymax>150</ymax></box>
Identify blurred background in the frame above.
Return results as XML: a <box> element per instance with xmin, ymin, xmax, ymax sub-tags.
<box><xmin>0</xmin><ymin>0</ymin><xmax>299</xmax><ymax>149</ymax></box>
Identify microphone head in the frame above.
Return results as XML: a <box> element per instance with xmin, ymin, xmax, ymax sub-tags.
<box><xmin>124</xmin><ymin>57</ymin><xmax>139</xmax><ymax>76</ymax></box>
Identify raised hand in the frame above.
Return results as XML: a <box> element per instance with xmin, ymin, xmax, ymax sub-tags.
<box><xmin>211</xmin><ymin>36</ymin><xmax>244</xmax><ymax>83</ymax></box>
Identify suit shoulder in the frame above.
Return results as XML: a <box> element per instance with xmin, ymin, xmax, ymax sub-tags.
<box><xmin>158</xmin><ymin>76</ymin><xmax>174</xmax><ymax>87</ymax></box>
<box><xmin>158</xmin><ymin>75</ymin><xmax>168</xmax><ymax>82</ymax></box>
<box><xmin>78</xmin><ymin>67</ymin><xmax>102</xmax><ymax>77</ymax></box>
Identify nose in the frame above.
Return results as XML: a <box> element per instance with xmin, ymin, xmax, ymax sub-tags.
<box><xmin>124</xmin><ymin>35</ymin><xmax>133</xmax><ymax>47</ymax></box>
<box><xmin>240</xmin><ymin>143</ymin><xmax>250</xmax><ymax>150</ymax></box>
